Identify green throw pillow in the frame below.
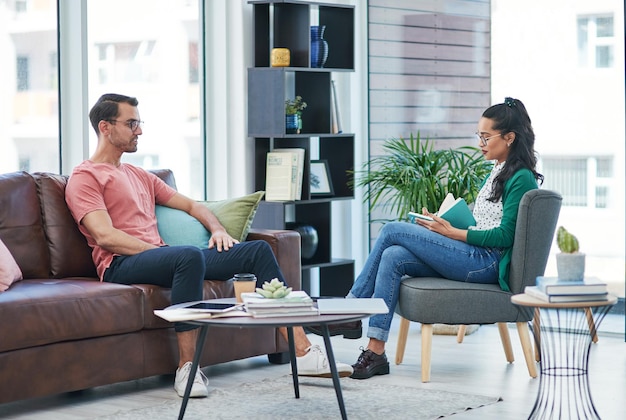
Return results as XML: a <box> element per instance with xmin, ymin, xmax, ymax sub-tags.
<box><xmin>155</xmin><ymin>191</ymin><xmax>265</xmax><ymax>247</ymax></box>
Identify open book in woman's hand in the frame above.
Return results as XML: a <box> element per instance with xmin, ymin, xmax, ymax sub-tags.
<box><xmin>408</xmin><ymin>193</ymin><xmax>476</xmax><ymax>229</ymax></box>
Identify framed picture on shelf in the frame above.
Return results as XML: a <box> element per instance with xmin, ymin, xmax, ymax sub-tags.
<box><xmin>310</xmin><ymin>160</ymin><xmax>334</xmax><ymax>197</ymax></box>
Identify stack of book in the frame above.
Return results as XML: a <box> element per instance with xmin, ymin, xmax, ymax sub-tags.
<box><xmin>265</xmin><ymin>148</ymin><xmax>305</xmax><ymax>201</ymax></box>
<box><xmin>241</xmin><ymin>290</ymin><xmax>318</xmax><ymax>318</ymax></box>
<box><xmin>524</xmin><ymin>276</ymin><xmax>609</xmax><ymax>303</ymax></box>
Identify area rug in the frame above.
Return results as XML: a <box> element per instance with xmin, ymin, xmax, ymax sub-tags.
<box><xmin>96</xmin><ymin>376</ymin><xmax>501</xmax><ymax>420</ymax></box>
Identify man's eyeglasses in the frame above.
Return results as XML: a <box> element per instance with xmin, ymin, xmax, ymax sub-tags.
<box><xmin>107</xmin><ymin>119</ymin><xmax>144</xmax><ymax>132</ymax></box>
<box><xmin>475</xmin><ymin>132</ymin><xmax>501</xmax><ymax>146</ymax></box>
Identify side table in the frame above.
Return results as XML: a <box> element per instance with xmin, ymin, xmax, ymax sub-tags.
<box><xmin>511</xmin><ymin>293</ymin><xmax>617</xmax><ymax>419</ymax></box>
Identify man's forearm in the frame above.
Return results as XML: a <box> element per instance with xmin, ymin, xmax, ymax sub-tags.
<box><xmin>97</xmin><ymin>229</ymin><xmax>159</xmax><ymax>256</ymax></box>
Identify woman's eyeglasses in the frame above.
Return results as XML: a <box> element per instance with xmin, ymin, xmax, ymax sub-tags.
<box><xmin>475</xmin><ymin>132</ymin><xmax>501</xmax><ymax>146</ymax></box>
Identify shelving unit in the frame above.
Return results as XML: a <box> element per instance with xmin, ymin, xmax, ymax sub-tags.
<box><xmin>248</xmin><ymin>0</ymin><xmax>355</xmax><ymax>297</ymax></box>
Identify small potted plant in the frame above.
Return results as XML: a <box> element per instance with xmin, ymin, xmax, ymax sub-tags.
<box><xmin>285</xmin><ymin>96</ymin><xmax>307</xmax><ymax>134</ymax></box>
<box><xmin>555</xmin><ymin>226</ymin><xmax>585</xmax><ymax>281</ymax></box>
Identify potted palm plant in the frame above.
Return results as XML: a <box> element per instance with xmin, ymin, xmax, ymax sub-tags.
<box><xmin>351</xmin><ymin>132</ymin><xmax>492</xmax><ymax>222</ymax></box>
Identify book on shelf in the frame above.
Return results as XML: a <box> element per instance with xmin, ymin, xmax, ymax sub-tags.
<box><xmin>535</xmin><ymin>276</ymin><xmax>608</xmax><ymax>295</ymax></box>
<box><xmin>331</xmin><ymin>80</ymin><xmax>342</xmax><ymax>134</ymax></box>
<box><xmin>524</xmin><ymin>286</ymin><xmax>609</xmax><ymax>303</ymax></box>
<box><xmin>408</xmin><ymin>193</ymin><xmax>476</xmax><ymax>229</ymax></box>
<box><xmin>265</xmin><ymin>151</ymin><xmax>299</xmax><ymax>201</ymax></box>
<box><xmin>272</xmin><ymin>148</ymin><xmax>305</xmax><ymax>200</ymax></box>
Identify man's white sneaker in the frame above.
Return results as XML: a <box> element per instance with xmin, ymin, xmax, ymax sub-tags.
<box><xmin>295</xmin><ymin>345</ymin><xmax>353</xmax><ymax>378</ymax></box>
<box><xmin>174</xmin><ymin>361</ymin><xmax>209</xmax><ymax>398</ymax></box>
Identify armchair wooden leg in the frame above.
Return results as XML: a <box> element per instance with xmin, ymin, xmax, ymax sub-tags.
<box><xmin>456</xmin><ymin>325</ymin><xmax>467</xmax><ymax>343</ymax></box>
<box><xmin>585</xmin><ymin>307</ymin><xmax>599</xmax><ymax>343</ymax></box>
<box><xmin>516</xmin><ymin>321</ymin><xmax>538</xmax><ymax>378</ymax></box>
<box><xmin>395</xmin><ymin>316</ymin><xmax>410</xmax><ymax>365</ymax></box>
<box><xmin>497</xmin><ymin>322</ymin><xmax>514</xmax><ymax>363</ymax></box>
<box><xmin>533</xmin><ymin>308</ymin><xmax>541</xmax><ymax>362</ymax></box>
<box><xmin>421</xmin><ymin>324</ymin><xmax>433</xmax><ymax>382</ymax></box>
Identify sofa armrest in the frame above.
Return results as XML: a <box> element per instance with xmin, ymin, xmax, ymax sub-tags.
<box><xmin>246</xmin><ymin>228</ymin><xmax>301</xmax><ymax>291</ymax></box>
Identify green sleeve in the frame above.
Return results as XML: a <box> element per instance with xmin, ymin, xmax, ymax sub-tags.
<box><xmin>466</xmin><ymin>169</ymin><xmax>538</xmax><ymax>248</ymax></box>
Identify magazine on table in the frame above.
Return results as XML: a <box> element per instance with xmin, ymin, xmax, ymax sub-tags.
<box><xmin>154</xmin><ymin>301</ymin><xmax>248</xmax><ymax>322</ymax></box>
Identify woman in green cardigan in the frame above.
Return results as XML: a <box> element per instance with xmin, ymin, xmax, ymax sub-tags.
<box><xmin>348</xmin><ymin>97</ymin><xmax>544</xmax><ymax>379</ymax></box>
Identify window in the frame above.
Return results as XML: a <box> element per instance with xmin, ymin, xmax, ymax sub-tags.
<box><xmin>87</xmin><ymin>1</ymin><xmax>202</xmax><ymax>198</ymax></box>
<box><xmin>16</xmin><ymin>56</ymin><xmax>29</xmax><ymax>91</ymax></box>
<box><xmin>49</xmin><ymin>51</ymin><xmax>58</xmax><ymax>89</ymax></box>
<box><xmin>14</xmin><ymin>0</ymin><xmax>28</xmax><ymax>13</ymax></box>
<box><xmin>541</xmin><ymin>157</ymin><xmax>613</xmax><ymax>208</ymax></box>
<box><xmin>1</xmin><ymin>0</ymin><xmax>59</xmax><ymax>174</ymax></box>
<box><xmin>95</xmin><ymin>41</ymin><xmax>157</xmax><ymax>84</ymax></box>
<box><xmin>578</xmin><ymin>15</ymin><xmax>615</xmax><ymax>68</ymax></box>
<box><xmin>189</xmin><ymin>42</ymin><xmax>199</xmax><ymax>83</ymax></box>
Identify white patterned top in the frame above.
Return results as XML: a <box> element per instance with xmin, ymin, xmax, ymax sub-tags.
<box><xmin>470</xmin><ymin>161</ymin><xmax>505</xmax><ymax>230</ymax></box>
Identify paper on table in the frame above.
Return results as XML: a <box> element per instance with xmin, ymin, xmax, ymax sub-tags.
<box><xmin>154</xmin><ymin>308</ymin><xmax>251</xmax><ymax>322</ymax></box>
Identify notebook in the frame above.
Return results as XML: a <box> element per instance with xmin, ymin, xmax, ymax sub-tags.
<box><xmin>316</xmin><ymin>298</ymin><xmax>389</xmax><ymax>315</ymax></box>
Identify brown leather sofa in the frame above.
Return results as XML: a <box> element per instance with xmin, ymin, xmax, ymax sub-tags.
<box><xmin>0</xmin><ymin>169</ymin><xmax>301</xmax><ymax>404</ymax></box>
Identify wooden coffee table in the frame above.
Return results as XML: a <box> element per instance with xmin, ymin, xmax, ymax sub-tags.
<box><xmin>176</xmin><ymin>309</ymin><xmax>371</xmax><ymax>420</ymax></box>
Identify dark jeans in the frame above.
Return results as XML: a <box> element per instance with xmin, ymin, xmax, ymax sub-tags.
<box><xmin>103</xmin><ymin>240</ymin><xmax>285</xmax><ymax>332</ymax></box>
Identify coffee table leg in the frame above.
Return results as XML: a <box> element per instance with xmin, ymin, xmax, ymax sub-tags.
<box><xmin>286</xmin><ymin>327</ymin><xmax>300</xmax><ymax>398</ymax></box>
<box><xmin>320</xmin><ymin>324</ymin><xmax>348</xmax><ymax>420</ymax></box>
<box><xmin>178</xmin><ymin>325</ymin><xmax>209</xmax><ymax>420</ymax></box>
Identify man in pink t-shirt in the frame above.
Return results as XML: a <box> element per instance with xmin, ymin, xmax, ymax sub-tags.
<box><xmin>66</xmin><ymin>93</ymin><xmax>352</xmax><ymax>398</ymax></box>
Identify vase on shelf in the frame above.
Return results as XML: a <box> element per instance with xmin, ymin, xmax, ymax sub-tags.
<box><xmin>286</xmin><ymin>223</ymin><xmax>319</xmax><ymax>260</ymax></box>
<box><xmin>310</xmin><ymin>25</ymin><xmax>328</xmax><ymax>68</ymax></box>
<box><xmin>285</xmin><ymin>114</ymin><xmax>300</xmax><ymax>134</ymax></box>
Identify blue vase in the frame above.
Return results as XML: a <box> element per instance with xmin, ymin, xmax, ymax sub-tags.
<box><xmin>285</xmin><ymin>114</ymin><xmax>300</xmax><ymax>134</ymax></box>
<box><xmin>310</xmin><ymin>25</ymin><xmax>328</xmax><ymax>68</ymax></box>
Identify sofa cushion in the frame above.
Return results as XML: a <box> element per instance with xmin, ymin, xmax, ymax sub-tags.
<box><xmin>0</xmin><ymin>238</ymin><xmax>22</xmax><ymax>291</ymax></box>
<box><xmin>155</xmin><ymin>191</ymin><xmax>265</xmax><ymax>246</ymax></box>
<box><xmin>0</xmin><ymin>279</ymin><xmax>144</xmax><ymax>352</ymax></box>
<box><xmin>34</xmin><ymin>173</ymin><xmax>98</xmax><ymax>278</ymax></box>
<box><xmin>0</xmin><ymin>172</ymin><xmax>50</xmax><ymax>279</ymax></box>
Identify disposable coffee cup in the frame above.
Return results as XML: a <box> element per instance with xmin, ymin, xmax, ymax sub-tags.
<box><xmin>233</xmin><ymin>273</ymin><xmax>257</xmax><ymax>303</ymax></box>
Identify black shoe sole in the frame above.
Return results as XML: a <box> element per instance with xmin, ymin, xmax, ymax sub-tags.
<box><xmin>304</xmin><ymin>326</ymin><xmax>362</xmax><ymax>340</ymax></box>
<box><xmin>350</xmin><ymin>363</ymin><xmax>390</xmax><ymax>379</ymax></box>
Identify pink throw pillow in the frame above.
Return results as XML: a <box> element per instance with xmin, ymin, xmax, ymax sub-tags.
<box><xmin>0</xmin><ymin>238</ymin><xmax>23</xmax><ymax>292</ymax></box>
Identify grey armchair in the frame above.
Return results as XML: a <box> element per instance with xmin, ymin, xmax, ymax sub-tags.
<box><xmin>394</xmin><ymin>189</ymin><xmax>562</xmax><ymax>382</ymax></box>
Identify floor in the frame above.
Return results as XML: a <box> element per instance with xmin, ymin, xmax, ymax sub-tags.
<box><xmin>0</xmin><ymin>313</ymin><xmax>624</xmax><ymax>420</ymax></box>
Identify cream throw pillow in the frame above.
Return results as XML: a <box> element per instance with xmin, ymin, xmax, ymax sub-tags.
<box><xmin>0</xmin><ymin>238</ymin><xmax>23</xmax><ymax>292</ymax></box>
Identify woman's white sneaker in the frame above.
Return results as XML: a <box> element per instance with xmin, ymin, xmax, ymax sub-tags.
<box><xmin>295</xmin><ymin>345</ymin><xmax>353</xmax><ymax>378</ymax></box>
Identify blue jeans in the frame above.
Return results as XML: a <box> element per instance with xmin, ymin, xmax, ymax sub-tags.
<box><xmin>104</xmin><ymin>240</ymin><xmax>285</xmax><ymax>332</ymax></box>
<box><xmin>348</xmin><ymin>222</ymin><xmax>502</xmax><ymax>342</ymax></box>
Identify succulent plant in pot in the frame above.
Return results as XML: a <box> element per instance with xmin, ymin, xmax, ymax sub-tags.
<box><xmin>555</xmin><ymin>226</ymin><xmax>585</xmax><ymax>281</ymax></box>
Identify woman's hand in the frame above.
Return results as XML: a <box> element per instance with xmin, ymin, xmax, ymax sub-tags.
<box><xmin>414</xmin><ymin>207</ymin><xmax>467</xmax><ymax>242</ymax></box>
